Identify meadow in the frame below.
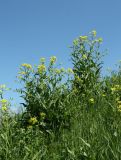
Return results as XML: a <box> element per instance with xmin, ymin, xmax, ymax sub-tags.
<box><xmin>0</xmin><ymin>30</ymin><xmax>121</xmax><ymax>160</ymax></box>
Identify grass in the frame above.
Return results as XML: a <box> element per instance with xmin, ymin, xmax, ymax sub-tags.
<box><xmin>0</xmin><ymin>30</ymin><xmax>121</xmax><ymax>159</ymax></box>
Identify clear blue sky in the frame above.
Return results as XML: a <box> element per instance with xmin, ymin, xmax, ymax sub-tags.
<box><xmin>0</xmin><ymin>0</ymin><xmax>121</xmax><ymax>111</ymax></box>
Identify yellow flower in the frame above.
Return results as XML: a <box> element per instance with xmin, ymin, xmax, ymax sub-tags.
<box><xmin>82</xmin><ymin>54</ymin><xmax>87</xmax><ymax>59</ymax></box>
<box><xmin>92</xmin><ymin>30</ymin><xmax>97</xmax><ymax>37</ymax></box>
<box><xmin>111</xmin><ymin>87</ymin><xmax>116</xmax><ymax>92</ymax></box>
<box><xmin>67</xmin><ymin>68</ymin><xmax>74</xmax><ymax>74</ymax></box>
<box><xmin>40</xmin><ymin>112</ymin><xmax>46</xmax><ymax>119</ymax></box>
<box><xmin>0</xmin><ymin>84</ymin><xmax>6</xmax><ymax>89</ymax></box>
<box><xmin>18</xmin><ymin>71</ymin><xmax>26</xmax><ymax>75</ymax></box>
<box><xmin>21</xmin><ymin>63</ymin><xmax>32</xmax><ymax>69</ymax></box>
<box><xmin>55</xmin><ymin>69</ymin><xmax>61</xmax><ymax>74</ymax></box>
<box><xmin>40</xmin><ymin>58</ymin><xmax>45</xmax><ymax>63</ymax></box>
<box><xmin>117</xmin><ymin>101</ymin><xmax>121</xmax><ymax>104</ymax></box>
<box><xmin>38</xmin><ymin>64</ymin><xmax>46</xmax><ymax>73</ymax></box>
<box><xmin>1</xmin><ymin>106</ymin><xmax>7</xmax><ymax>111</ymax></box>
<box><xmin>89</xmin><ymin>98</ymin><xmax>94</xmax><ymax>104</ymax></box>
<box><xmin>80</xmin><ymin>36</ymin><xmax>88</xmax><ymax>41</ymax></box>
<box><xmin>50</xmin><ymin>56</ymin><xmax>57</xmax><ymax>64</ymax></box>
<box><xmin>0</xmin><ymin>99</ymin><xmax>7</xmax><ymax>104</ymax></box>
<box><xmin>98</xmin><ymin>38</ymin><xmax>103</xmax><ymax>43</ymax></box>
<box><xmin>117</xmin><ymin>105</ymin><xmax>121</xmax><ymax>112</ymax></box>
<box><xmin>27</xmin><ymin>125</ymin><xmax>32</xmax><ymax>129</ymax></box>
<box><xmin>28</xmin><ymin>117</ymin><xmax>38</xmax><ymax>125</ymax></box>
<box><xmin>102</xmin><ymin>94</ymin><xmax>106</xmax><ymax>97</ymax></box>
<box><xmin>60</xmin><ymin>67</ymin><xmax>65</xmax><ymax>72</ymax></box>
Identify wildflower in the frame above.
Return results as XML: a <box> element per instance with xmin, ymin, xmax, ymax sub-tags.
<box><xmin>40</xmin><ymin>58</ymin><xmax>45</xmax><ymax>63</ymax></box>
<box><xmin>115</xmin><ymin>85</ymin><xmax>120</xmax><ymax>90</ymax></box>
<box><xmin>80</xmin><ymin>36</ymin><xmax>88</xmax><ymax>41</ymax></box>
<box><xmin>98</xmin><ymin>38</ymin><xmax>103</xmax><ymax>43</ymax></box>
<box><xmin>67</xmin><ymin>68</ymin><xmax>74</xmax><ymax>74</ymax></box>
<box><xmin>50</xmin><ymin>56</ymin><xmax>57</xmax><ymax>64</ymax></box>
<box><xmin>73</xmin><ymin>39</ymin><xmax>78</xmax><ymax>45</ymax></box>
<box><xmin>28</xmin><ymin>117</ymin><xmax>38</xmax><ymax>125</ymax></box>
<box><xmin>21</xmin><ymin>63</ymin><xmax>32</xmax><ymax>69</ymax></box>
<box><xmin>92</xmin><ymin>30</ymin><xmax>97</xmax><ymax>37</ymax></box>
<box><xmin>117</xmin><ymin>105</ymin><xmax>121</xmax><ymax>112</ymax></box>
<box><xmin>60</xmin><ymin>67</ymin><xmax>65</xmax><ymax>72</ymax></box>
<box><xmin>102</xmin><ymin>94</ymin><xmax>106</xmax><ymax>97</ymax></box>
<box><xmin>117</xmin><ymin>101</ymin><xmax>121</xmax><ymax>104</ymax></box>
<box><xmin>0</xmin><ymin>84</ymin><xmax>6</xmax><ymax>89</ymax></box>
<box><xmin>82</xmin><ymin>54</ymin><xmax>87</xmax><ymax>59</ymax></box>
<box><xmin>38</xmin><ymin>64</ymin><xmax>46</xmax><ymax>73</ymax></box>
<box><xmin>111</xmin><ymin>87</ymin><xmax>116</xmax><ymax>92</ymax></box>
<box><xmin>18</xmin><ymin>71</ymin><xmax>26</xmax><ymax>75</ymax></box>
<box><xmin>27</xmin><ymin>125</ymin><xmax>32</xmax><ymax>129</ymax></box>
<box><xmin>55</xmin><ymin>69</ymin><xmax>61</xmax><ymax>74</ymax></box>
<box><xmin>89</xmin><ymin>98</ymin><xmax>94</xmax><ymax>104</ymax></box>
<box><xmin>40</xmin><ymin>112</ymin><xmax>46</xmax><ymax>119</ymax></box>
<box><xmin>1</xmin><ymin>106</ymin><xmax>7</xmax><ymax>111</ymax></box>
<box><xmin>0</xmin><ymin>99</ymin><xmax>7</xmax><ymax>104</ymax></box>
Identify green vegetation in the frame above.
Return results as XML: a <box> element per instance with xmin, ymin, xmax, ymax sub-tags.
<box><xmin>0</xmin><ymin>30</ymin><xmax>121</xmax><ymax>159</ymax></box>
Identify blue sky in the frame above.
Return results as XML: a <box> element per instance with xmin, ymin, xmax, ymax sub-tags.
<box><xmin>0</xmin><ymin>0</ymin><xmax>121</xmax><ymax>111</ymax></box>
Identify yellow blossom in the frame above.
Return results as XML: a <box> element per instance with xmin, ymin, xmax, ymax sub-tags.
<box><xmin>28</xmin><ymin>117</ymin><xmax>38</xmax><ymax>125</ymax></box>
<box><xmin>18</xmin><ymin>71</ymin><xmax>26</xmax><ymax>75</ymax></box>
<box><xmin>50</xmin><ymin>56</ymin><xmax>57</xmax><ymax>64</ymax></box>
<box><xmin>21</xmin><ymin>63</ymin><xmax>32</xmax><ymax>69</ymax></box>
<box><xmin>117</xmin><ymin>101</ymin><xmax>121</xmax><ymax>104</ymax></box>
<box><xmin>111</xmin><ymin>87</ymin><xmax>116</xmax><ymax>92</ymax></box>
<box><xmin>67</xmin><ymin>68</ymin><xmax>74</xmax><ymax>74</ymax></box>
<box><xmin>1</xmin><ymin>106</ymin><xmax>7</xmax><ymax>111</ymax></box>
<box><xmin>80</xmin><ymin>36</ymin><xmax>88</xmax><ymax>41</ymax></box>
<box><xmin>55</xmin><ymin>69</ymin><xmax>61</xmax><ymax>74</ymax></box>
<box><xmin>38</xmin><ymin>64</ymin><xmax>46</xmax><ymax>73</ymax></box>
<box><xmin>40</xmin><ymin>112</ymin><xmax>46</xmax><ymax>119</ymax></box>
<box><xmin>0</xmin><ymin>84</ymin><xmax>6</xmax><ymax>89</ymax></box>
<box><xmin>82</xmin><ymin>54</ymin><xmax>87</xmax><ymax>59</ymax></box>
<box><xmin>92</xmin><ymin>30</ymin><xmax>97</xmax><ymax>37</ymax></box>
<box><xmin>117</xmin><ymin>105</ymin><xmax>121</xmax><ymax>112</ymax></box>
<box><xmin>102</xmin><ymin>94</ymin><xmax>106</xmax><ymax>97</ymax></box>
<box><xmin>98</xmin><ymin>38</ymin><xmax>103</xmax><ymax>43</ymax></box>
<box><xmin>60</xmin><ymin>67</ymin><xmax>65</xmax><ymax>72</ymax></box>
<box><xmin>27</xmin><ymin>125</ymin><xmax>32</xmax><ymax>129</ymax></box>
<box><xmin>89</xmin><ymin>98</ymin><xmax>94</xmax><ymax>104</ymax></box>
<box><xmin>40</xmin><ymin>58</ymin><xmax>45</xmax><ymax>63</ymax></box>
<box><xmin>0</xmin><ymin>99</ymin><xmax>7</xmax><ymax>104</ymax></box>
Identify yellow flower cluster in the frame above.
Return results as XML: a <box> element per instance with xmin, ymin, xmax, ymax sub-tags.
<box><xmin>80</xmin><ymin>36</ymin><xmax>88</xmax><ymax>41</ymax></box>
<box><xmin>117</xmin><ymin>105</ymin><xmax>121</xmax><ymax>112</ymax></box>
<box><xmin>0</xmin><ymin>84</ymin><xmax>6</xmax><ymax>89</ymax></box>
<box><xmin>18</xmin><ymin>71</ymin><xmax>26</xmax><ymax>75</ymax></box>
<box><xmin>111</xmin><ymin>85</ymin><xmax>121</xmax><ymax>92</ymax></box>
<box><xmin>40</xmin><ymin>58</ymin><xmax>45</xmax><ymax>63</ymax></box>
<box><xmin>0</xmin><ymin>99</ymin><xmax>7</xmax><ymax>103</ymax></box>
<box><xmin>28</xmin><ymin>117</ymin><xmax>38</xmax><ymax>125</ymax></box>
<box><xmin>2</xmin><ymin>106</ymin><xmax>7</xmax><ymax>111</ymax></box>
<box><xmin>67</xmin><ymin>68</ymin><xmax>74</xmax><ymax>74</ymax></box>
<box><xmin>0</xmin><ymin>99</ymin><xmax>8</xmax><ymax>111</ymax></box>
<box><xmin>82</xmin><ymin>54</ymin><xmax>87</xmax><ymax>59</ymax></box>
<box><xmin>40</xmin><ymin>112</ymin><xmax>46</xmax><ymax>119</ymax></box>
<box><xmin>60</xmin><ymin>67</ymin><xmax>65</xmax><ymax>72</ymax></box>
<box><xmin>55</xmin><ymin>69</ymin><xmax>61</xmax><ymax>74</ymax></box>
<box><xmin>92</xmin><ymin>30</ymin><xmax>97</xmax><ymax>37</ymax></box>
<box><xmin>98</xmin><ymin>38</ymin><xmax>103</xmax><ymax>43</ymax></box>
<box><xmin>38</xmin><ymin>64</ymin><xmax>46</xmax><ymax>73</ymax></box>
<box><xmin>89</xmin><ymin>98</ymin><xmax>94</xmax><ymax>104</ymax></box>
<box><xmin>50</xmin><ymin>56</ymin><xmax>57</xmax><ymax>64</ymax></box>
<box><xmin>21</xmin><ymin>63</ymin><xmax>32</xmax><ymax>69</ymax></box>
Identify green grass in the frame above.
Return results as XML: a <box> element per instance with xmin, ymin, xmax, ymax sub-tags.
<box><xmin>0</xmin><ymin>30</ymin><xmax>121</xmax><ymax>159</ymax></box>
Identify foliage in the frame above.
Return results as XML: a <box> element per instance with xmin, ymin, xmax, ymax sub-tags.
<box><xmin>0</xmin><ymin>30</ymin><xmax>121</xmax><ymax>159</ymax></box>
